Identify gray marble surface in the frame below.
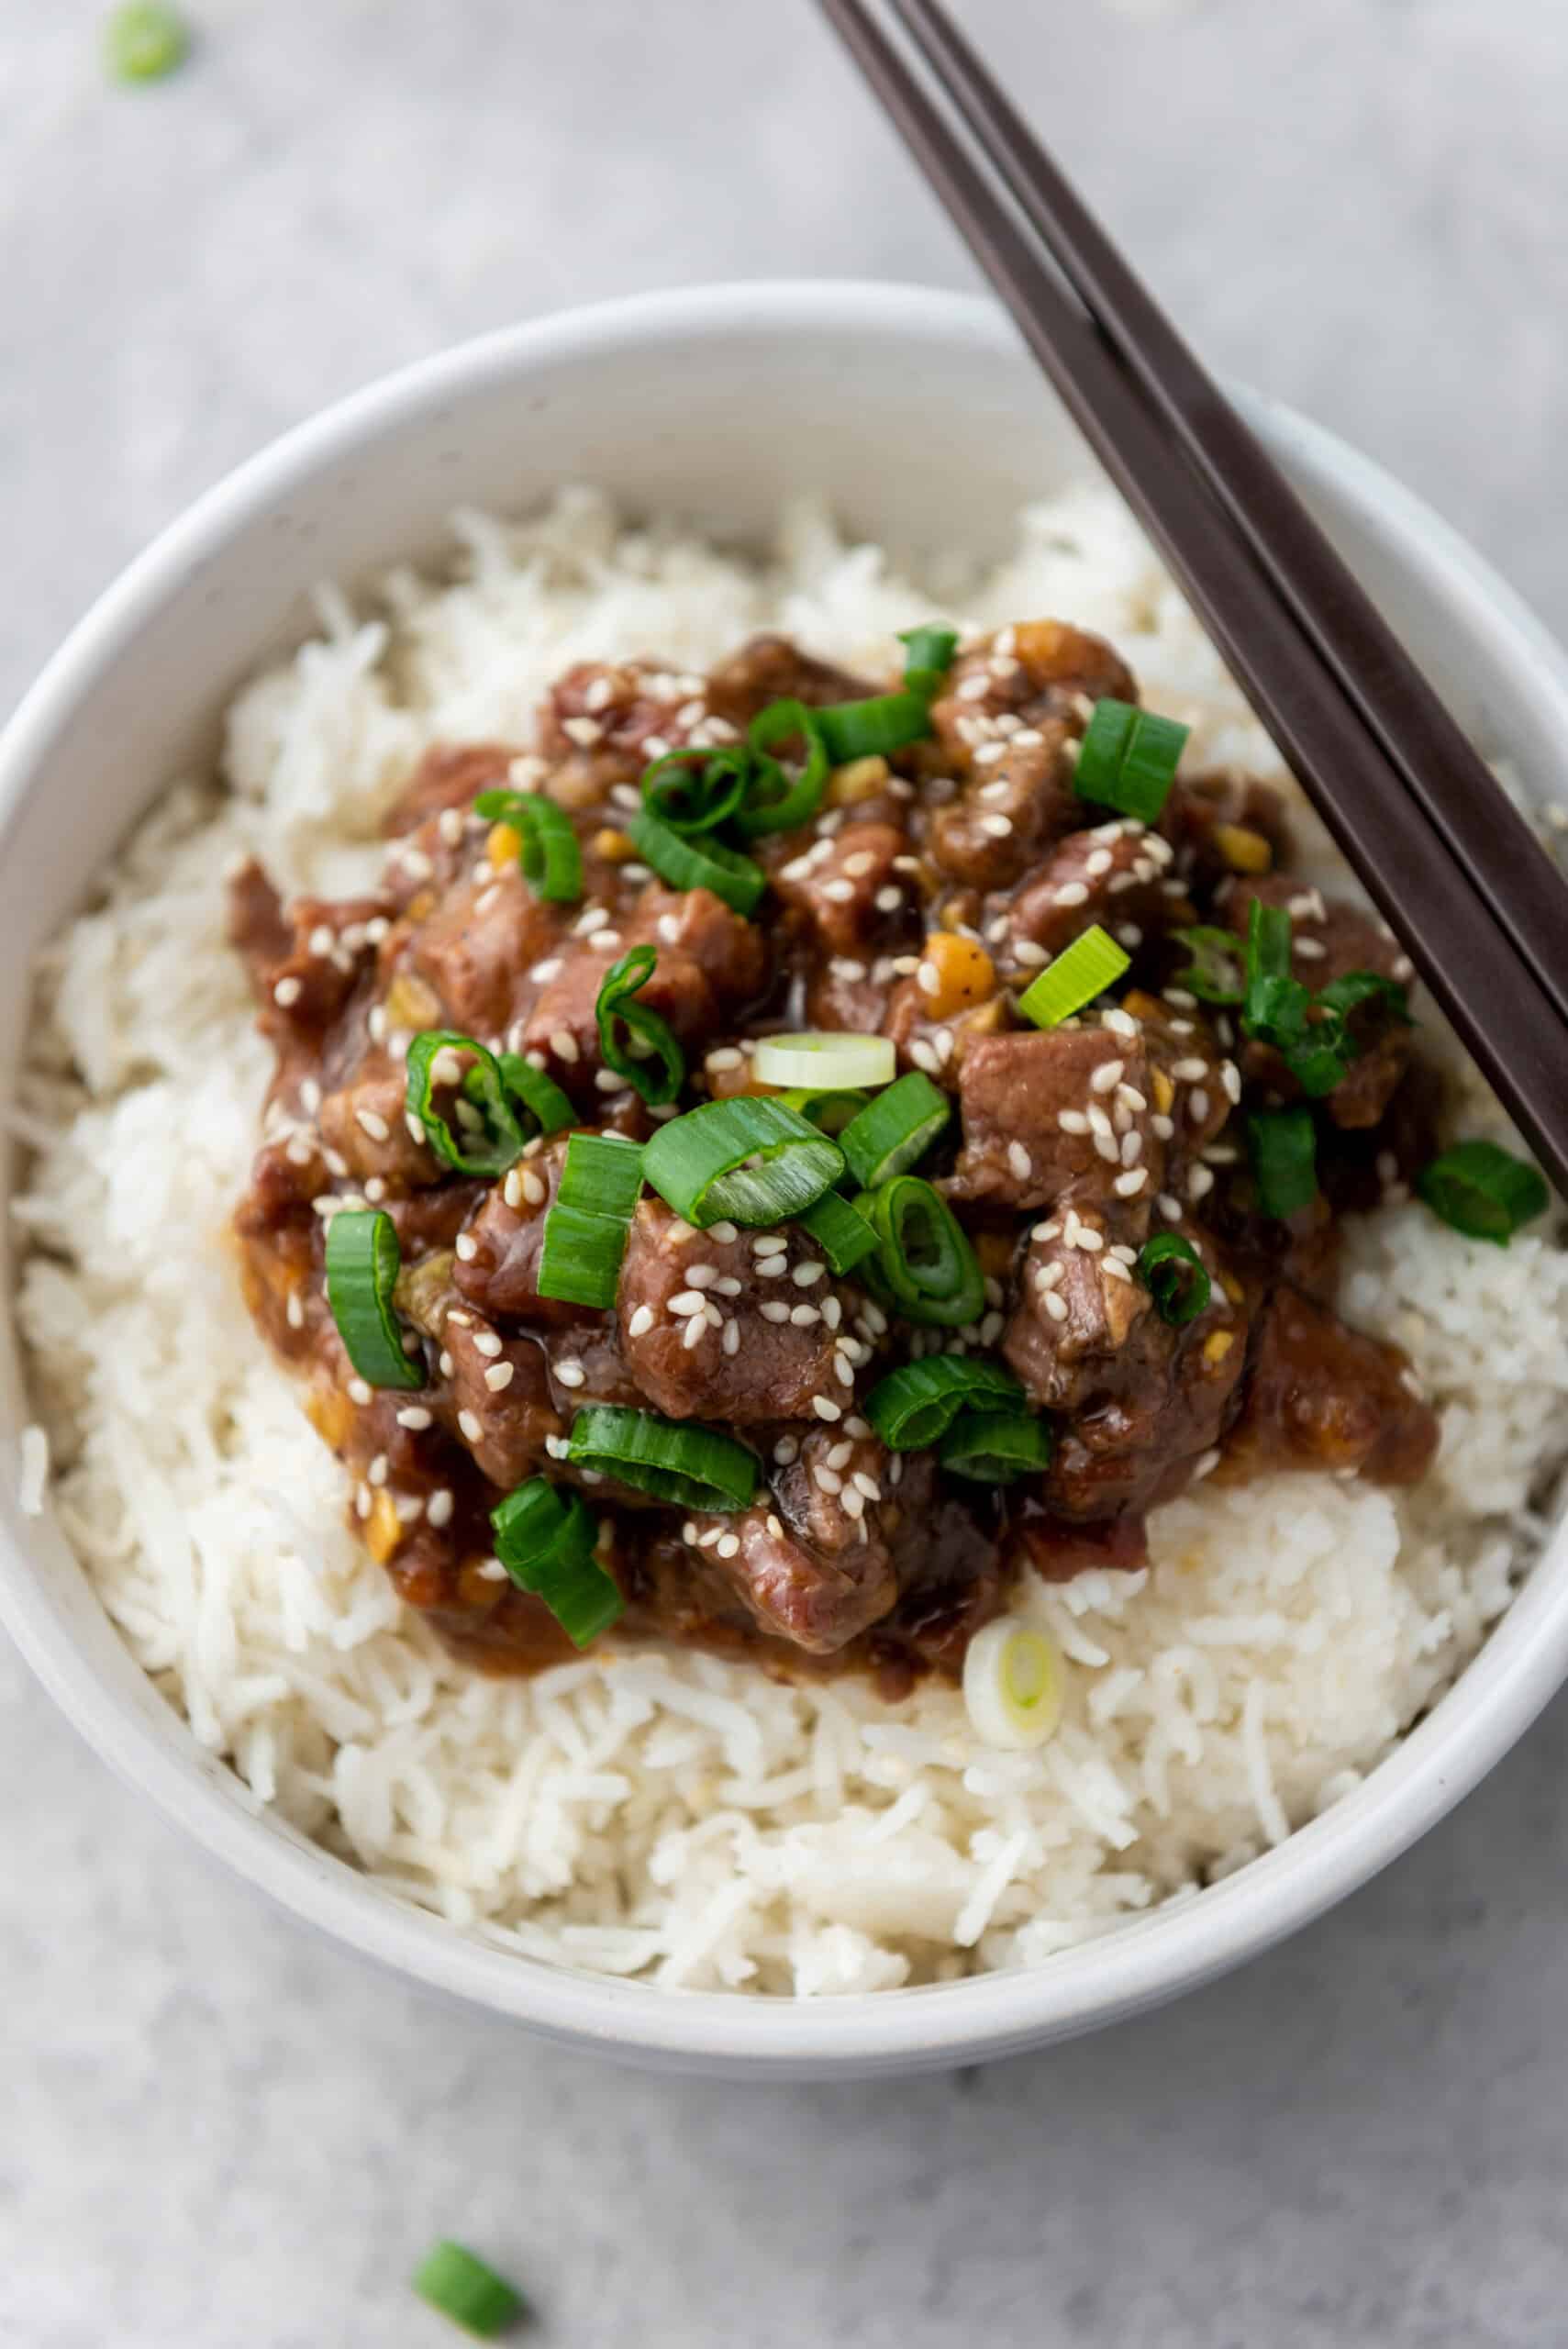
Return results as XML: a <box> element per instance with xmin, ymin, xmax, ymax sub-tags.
<box><xmin>5</xmin><ymin>2</ymin><xmax>1568</xmax><ymax>2342</ymax></box>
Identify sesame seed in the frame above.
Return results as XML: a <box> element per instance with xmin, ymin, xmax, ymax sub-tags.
<box><xmin>346</xmin><ymin>1376</ymin><xmax>373</xmax><ymax>1407</ymax></box>
<box><xmin>752</xmin><ymin>1231</ymin><xmax>787</xmax><ymax>1254</ymax></box>
<box><xmin>1172</xmin><ymin>1057</ymin><xmax>1208</xmax><ymax>1083</ymax></box>
<box><xmin>1187</xmin><ymin>1164</ymin><xmax>1216</xmax><ymax>1201</ymax></box>
<box><xmin>669</xmin><ymin>1289</ymin><xmax>706</xmax><ymax>1316</ymax></box>
<box><xmin>1043</xmin><ymin>1291</ymin><xmax>1069</xmax><ymax>1324</ymax></box>
<box><xmin>1122</xmin><ymin>1131</ymin><xmax>1144</xmax><ymax>1165</ymax></box>
<box><xmin>682</xmin><ymin>1316</ymin><xmax>706</xmax><ymax>1352</ymax></box>
<box><xmin>272</xmin><ymin>975</ymin><xmax>302</xmax><ymax>1008</ymax></box>
<box><xmin>815</xmin><ymin>1464</ymin><xmax>843</xmax><ymax>1495</ymax></box>
<box><xmin>555</xmin><ymin>1360</ymin><xmax>586</xmax><ymax>1388</ymax></box>
<box><xmin>979</xmin><ymin>813</ymin><xmax>1014</xmax><ymax>839</ymax></box>
<box><xmin>822</xmin><ymin>878</ymin><xmax>856</xmax><ymax>904</ymax></box>
<box><xmin>1113</xmin><ymin>1168</ymin><xmax>1149</xmax><ymax>1197</ymax></box>
<box><xmin>1188</xmin><ymin>1088</ymin><xmax>1211</xmax><ymax>1126</ymax></box>
<box><xmin>917</xmin><ymin>960</ymin><xmax>940</xmax><ymax>996</ymax></box>
<box><xmin>1006</xmin><ymin>1141</ymin><xmax>1032</xmax><ymax>1180</ymax></box>
<box><xmin>1053</xmin><ymin>882</ymin><xmax>1089</xmax><ymax>908</ymax></box>
<box><xmin>822</xmin><ymin>1296</ymin><xmax>842</xmax><ymax>1330</ymax></box>
<box><xmin>793</xmin><ymin>1262</ymin><xmax>827</xmax><ymax>1287</ymax></box>
<box><xmin>1295</xmin><ymin>937</ymin><xmax>1328</xmax><ymax>961</ymax></box>
<box><xmin>706</xmin><ymin>1047</ymin><xmax>744</xmax><ymax>1073</ymax></box>
<box><xmin>812</xmin><ymin>1397</ymin><xmax>843</xmax><ymax>1421</ymax></box>
<box><xmin>1059</xmin><ymin>1109</ymin><xmax>1090</xmax><ymax>1136</ymax></box>
<box><xmin>760</xmin><ymin>1301</ymin><xmax>791</xmax><ymax>1323</ymax></box>
<box><xmin>428</xmin><ymin>1488</ymin><xmax>454</xmax><ymax>1528</ymax></box>
<box><xmin>875</xmin><ymin>885</ymin><xmax>904</xmax><ymax>912</ymax></box>
<box><xmin>1089</xmin><ymin>1058</ymin><xmax>1124</xmax><ymax>1095</ymax></box>
<box><xmin>521</xmin><ymin>1168</ymin><xmax>547</xmax><ymax>1206</ymax></box>
<box><xmin>1151</xmin><ymin>1113</ymin><xmax>1175</xmax><ymax>1141</ymax></box>
<box><xmin>454</xmin><ymin>1232</ymin><xmax>478</xmax><ymax>1263</ymax></box>
<box><xmin>1220</xmin><ymin>1062</ymin><xmax>1242</xmax><ymax>1105</ymax></box>
<box><xmin>1157</xmin><ymin>1194</ymin><xmax>1184</xmax><ymax>1221</ymax></box>
<box><xmin>754</xmin><ymin>1255</ymin><xmax>786</xmax><ymax>1278</ymax></box>
<box><xmin>550</xmin><ymin>1030</ymin><xmax>580</xmax><ymax>1064</ymax></box>
<box><xmin>473</xmin><ymin>1330</ymin><xmax>503</xmax><ymax>1359</ymax></box>
<box><xmin>722</xmin><ymin>1320</ymin><xmax>740</xmax><ymax>1355</ymax></box>
<box><xmin>458</xmin><ymin>1409</ymin><xmax>483</xmax><ymax>1442</ymax></box>
<box><xmin>484</xmin><ymin>1361</ymin><xmax>516</xmax><ymax>1392</ymax></box>
<box><xmin>1102</xmin><ymin>1257</ymin><xmax>1132</xmax><ymax>1284</ymax></box>
<box><xmin>790</xmin><ymin>1304</ymin><xmax>821</xmax><ymax>1327</ymax></box>
<box><xmin>685</xmin><ymin>1264</ymin><xmax>720</xmax><ymax>1288</ymax></box>
<box><xmin>396</xmin><ymin>1406</ymin><xmax>433</xmax><ymax>1431</ymax></box>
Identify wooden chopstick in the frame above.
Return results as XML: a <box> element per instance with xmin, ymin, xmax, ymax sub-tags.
<box><xmin>890</xmin><ymin>0</ymin><xmax>1568</xmax><ymax>1033</ymax></box>
<box><xmin>816</xmin><ymin>0</ymin><xmax>1568</xmax><ymax>1196</ymax></box>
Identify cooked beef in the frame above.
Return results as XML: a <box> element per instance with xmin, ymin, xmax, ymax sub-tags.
<box><xmin>231</xmin><ymin>616</ymin><xmax>1447</xmax><ymax>1693</ymax></box>
<box><xmin>1218</xmin><ymin>1284</ymin><xmax>1440</xmax><ymax>1487</ymax></box>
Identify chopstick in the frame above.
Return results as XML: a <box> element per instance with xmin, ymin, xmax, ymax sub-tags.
<box><xmin>816</xmin><ymin>0</ymin><xmax>1568</xmax><ymax>1196</ymax></box>
<box><xmin>889</xmin><ymin>0</ymin><xmax>1568</xmax><ymax>1035</ymax></box>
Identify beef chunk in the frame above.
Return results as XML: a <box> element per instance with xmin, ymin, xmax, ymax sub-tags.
<box><xmin>439</xmin><ymin>1304</ymin><xmax>562</xmax><ymax>1489</ymax></box>
<box><xmin>520</xmin><ymin>882</ymin><xmax>764</xmax><ymax>1098</ymax></box>
<box><xmin>926</xmin><ymin>619</ymin><xmax>1139</xmax><ymax>889</ymax></box>
<box><xmin>408</xmin><ymin>862</ymin><xmax>571</xmax><ymax>1037</ymax></box>
<box><xmin>705</xmin><ymin>632</ymin><xmax>875</xmax><ymax>729</ymax></box>
<box><xmin>1004</xmin><ymin>1198</ymin><xmax>1156</xmax><ymax>1410</ymax></box>
<box><xmin>617</xmin><ymin>1199</ymin><xmax>856</xmax><ymax>1423</ymax></box>
<box><xmin>989</xmin><ymin>818</ymin><xmax>1186</xmax><ymax>980</ymax></box>
<box><xmin>384</xmin><ymin>743</ymin><xmax>517</xmax><ymax>838</ymax></box>
<box><xmin>317</xmin><ymin>1060</ymin><xmax>439</xmax><ymax>1189</ymax></box>
<box><xmin>1162</xmin><ymin>768</ymin><xmax>1291</xmax><ymax>889</ymax></box>
<box><xmin>1225</xmin><ymin>874</ymin><xmax>1415</xmax><ymax>1129</ymax></box>
<box><xmin>227</xmin><ymin>859</ymin><xmax>293</xmax><ymax>994</ymax></box>
<box><xmin>683</xmin><ymin>1427</ymin><xmax>902</xmax><ymax>1654</ymax></box>
<box><xmin>539</xmin><ymin>656</ymin><xmax>729</xmax><ymax>800</ymax></box>
<box><xmin>1042</xmin><ymin>1295</ymin><xmax>1251</xmax><ymax>1520</ymax></box>
<box><xmin>772</xmin><ymin>820</ymin><xmax>912</xmax><ymax>960</ymax></box>
<box><xmin>947</xmin><ymin>1026</ymin><xmax>1162</xmax><ymax>1211</ymax></box>
<box><xmin>1220</xmin><ymin>1284</ymin><xmax>1440</xmax><ymax>1487</ymax></box>
<box><xmin>452</xmin><ymin>1141</ymin><xmax>591</xmax><ymax>1330</ymax></box>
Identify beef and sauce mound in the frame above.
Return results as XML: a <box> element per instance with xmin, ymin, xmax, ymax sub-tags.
<box><xmin>229</xmin><ymin>618</ymin><xmax>1440</xmax><ymax>1694</ymax></box>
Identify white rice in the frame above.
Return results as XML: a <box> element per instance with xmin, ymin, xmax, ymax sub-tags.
<box><xmin>15</xmin><ymin>484</ymin><xmax>1568</xmax><ymax>1997</ymax></box>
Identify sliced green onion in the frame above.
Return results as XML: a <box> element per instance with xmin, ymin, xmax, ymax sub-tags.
<box><xmin>859</xmin><ymin>1176</ymin><xmax>985</xmax><ymax>1326</ymax></box>
<box><xmin>626</xmin><ymin>806</ymin><xmax>767</xmax><ymax>917</ymax></box>
<box><xmin>406</xmin><ymin>1031</ymin><xmax>528</xmax><ymax>1176</ymax></box>
<box><xmin>897</xmin><ymin>622</ymin><xmax>961</xmax><ymax>698</ymax></box>
<box><xmin>473</xmin><ymin>788</ymin><xmax>582</xmax><ymax>904</ymax></box>
<box><xmin>1241</xmin><ymin>903</ymin><xmax>1413</xmax><ymax>1097</ymax></box>
<box><xmin>1137</xmin><ymin>1232</ymin><xmax>1212</xmax><ymax>1326</ymax></box>
<box><xmin>962</xmin><ymin>1617</ymin><xmax>1063</xmax><ymax>1752</ymax></box>
<box><xmin>1173</xmin><ymin>924</ymin><xmax>1246</xmax><ymax>1005</ymax></box>
<box><xmin>815</xmin><ymin>690</ymin><xmax>934</xmax><ymax>765</ymax></box>
<box><xmin>640</xmin><ymin>746</ymin><xmax>750</xmax><ymax>836</ymax></box>
<box><xmin>734</xmin><ymin>700</ymin><xmax>831</xmax><ymax>839</ymax></box>
<box><xmin>490</xmin><ymin>1480</ymin><xmax>621</xmax><ymax>1650</ymax></box>
<box><xmin>1417</xmin><ymin>1139</ymin><xmax>1549</xmax><ymax>1245</ymax></box>
<box><xmin>324</xmin><ymin>1210</ymin><xmax>424</xmax><ymax>1390</ymax></box>
<box><xmin>1248</xmin><ymin>1106</ymin><xmax>1318</xmax><ymax>1218</ymax></box>
<box><xmin>940</xmin><ymin>1408</ymin><xmax>1053</xmax><ymax>1483</ymax></box>
<box><xmin>1072</xmin><ymin>697</ymin><xmax>1189</xmax><ymax>823</ymax></box>
<box><xmin>538</xmin><ymin>1133</ymin><xmax>644</xmax><ymax>1308</ymax></box>
<box><xmin>1016</xmin><ymin>925</ymin><xmax>1131</xmax><ymax>1029</ymax></box>
<box><xmin>838</xmin><ymin>1071</ymin><xmax>951</xmax><ymax>1187</ymax></box>
<box><xmin>412</xmin><ymin>2239</ymin><xmax>526</xmax><ymax>2339</ymax></box>
<box><xmin>495</xmin><ymin>1052</ymin><xmax>573</xmax><ymax>1139</ymax></box>
<box><xmin>796</xmin><ymin>1188</ymin><xmax>881</xmax><ymax>1275</ymax></box>
<box><xmin>754</xmin><ymin>1032</ymin><xmax>896</xmax><ymax>1092</ymax></box>
<box><xmin>594</xmin><ymin>946</ymin><xmax>684</xmax><ymax>1107</ymax></box>
<box><xmin>642</xmin><ymin>1097</ymin><xmax>842</xmax><ymax>1228</ymax></box>
<box><xmin>865</xmin><ymin>1355</ymin><xmax>1024</xmax><ymax>1449</ymax></box>
<box><xmin>566</xmin><ymin>1405</ymin><xmax>758</xmax><ymax>1512</ymax></box>
<box><xmin>778</xmin><ymin>1085</ymin><xmax>873</xmax><ymax>1136</ymax></box>
<box><xmin>105</xmin><ymin>1</ymin><xmax>188</xmax><ymax>82</ymax></box>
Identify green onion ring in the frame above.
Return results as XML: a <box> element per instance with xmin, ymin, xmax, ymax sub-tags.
<box><xmin>324</xmin><ymin>1209</ymin><xmax>424</xmax><ymax>1390</ymax></box>
<box><xmin>537</xmin><ymin>1132</ymin><xmax>645</xmax><ymax>1309</ymax></box>
<box><xmin>865</xmin><ymin>1355</ymin><xmax>1025</xmax><ymax>1450</ymax></box>
<box><xmin>406</xmin><ymin>1030</ymin><xmax>528</xmax><ymax>1176</ymax></box>
<box><xmin>1016</xmin><ymin>926</ymin><xmax>1131</xmax><ymax>1030</ymax></box>
<box><xmin>1137</xmin><ymin>1232</ymin><xmax>1213</xmax><ymax>1326</ymax></box>
<box><xmin>838</xmin><ymin>1070</ymin><xmax>951</xmax><ymax>1188</ymax></box>
<box><xmin>1417</xmin><ymin>1139</ymin><xmax>1549</xmax><ymax>1245</ymax></box>
<box><xmin>643</xmin><ymin>1097</ymin><xmax>843</xmax><ymax>1228</ymax></box>
<box><xmin>858</xmin><ymin>1175</ymin><xmax>985</xmax><ymax>1327</ymax></box>
<box><xmin>473</xmin><ymin>787</ymin><xmax>583</xmax><ymax>903</ymax></box>
<box><xmin>625</xmin><ymin>807</ymin><xmax>768</xmax><ymax>917</ymax></box>
<box><xmin>566</xmin><ymin>1404</ymin><xmax>759</xmax><ymax>1513</ymax></box>
<box><xmin>940</xmin><ymin>1408</ymin><xmax>1054</xmax><ymax>1483</ymax></box>
<box><xmin>594</xmin><ymin>945</ymin><xmax>684</xmax><ymax>1108</ymax></box>
<box><xmin>490</xmin><ymin>1479</ymin><xmax>623</xmax><ymax>1648</ymax></box>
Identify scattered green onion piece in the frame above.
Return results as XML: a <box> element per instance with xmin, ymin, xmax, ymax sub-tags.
<box><xmin>777</xmin><ymin>1085</ymin><xmax>873</xmax><ymax>1137</ymax></box>
<box><xmin>940</xmin><ymin>1408</ymin><xmax>1054</xmax><ymax>1484</ymax></box>
<box><xmin>859</xmin><ymin>1176</ymin><xmax>985</xmax><ymax>1327</ymax></box>
<box><xmin>406</xmin><ymin>1030</ymin><xmax>528</xmax><ymax>1176</ymax></box>
<box><xmin>491</xmin><ymin>1480</ymin><xmax>622</xmax><ymax>1649</ymax></box>
<box><xmin>865</xmin><ymin>1355</ymin><xmax>1025</xmax><ymax>1450</ymax></box>
<box><xmin>495</xmin><ymin>1052</ymin><xmax>573</xmax><ymax>1139</ymax></box>
<box><xmin>412</xmin><ymin>2239</ymin><xmax>526</xmax><ymax>2339</ymax></box>
<box><xmin>1417</xmin><ymin>1140</ymin><xmax>1549</xmax><ymax>1245</ymax></box>
<box><xmin>754</xmin><ymin>1031</ymin><xmax>896</xmax><ymax>1093</ymax></box>
<box><xmin>1248</xmin><ymin>1106</ymin><xmax>1318</xmax><ymax>1219</ymax></box>
<box><xmin>796</xmin><ymin>1188</ymin><xmax>882</xmax><ymax>1275</ymax></box>
<box><xmin>105</xmin><ymin>1</ymin><xmax>188</xmax><ymax>82</ymax></box>
<box><xmin>838</xmin><ymin>1071</ymin><xmax>951</xmax><ymax>1187</ymax></box>
<box><xmin>733</xmin><ymin>700</ymin><xmax>831</xmax><ymax>839</ymax></box>
<box><xmin>1072</xmin><ymin>697</ymin><xmax>1189</xmax><ymax>823</ymax></box>
<box><xmin>1137</xmin><ymin>1232</ymin><xmax>1212</xmax><ymax>1326</ymax></box>
<box><xmin>962</xmin><ymin>1617</ymin><xmax>1064</xmax><ymax>1752</ymax></box>
<box><xmin>626</xmin><ymin>806</ymin><xmax>767</xmax><ymax>917</ymax></box>
<box><xmin>324</xmin><ymin>1210</ymin><xmax>424</xmax><ymax>1391</ymax></box>
<box><xmin>566</xmin><ymin>1405</ymin><xmax>758</xmax><ymax>1512</ymax></box>
<box><xmin>897</xmin><ymin>622</ymin><xmax>962</xmax><ymax>698</ymax></box>
<box><xmin>815</xmin><ymin>690</ymin><xmax>934</xmax><ymax>765</ymax></box>
<box><xmin>537</xmin><ymin>1133</ymin><xmax>644</xmax><ymax>1308</ymax></box>
<box><xmin>642</xmin><ymin>1097</ymin><xmax>842</xmax><ymax>1228</ymax></box>
<box><xmin>594</xmin><ymin>945</ymin><xmax>684</xmax><ymax>1108</ymax></box>
<box><xmin>1173</xmin><ymin>924</ymin><xmax>1246</xmax><ymax>1006</ymax></box>
<box><xmin>473</xmin><ymin>788</ymin><xmax>582</xmax><ymax>904</ymax></box>
<box><xmin>639</xmin><ymin>746</ymin><xmax>750</xmax><ymax>837</ymax></box>
<box><xmin>1016</xmin><ymin>925</ymin><xmax>1131</xmax><ymax>1029</ymax></box>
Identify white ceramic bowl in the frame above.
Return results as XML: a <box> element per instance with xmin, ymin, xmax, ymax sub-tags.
<box><xmin>4</xmin><ymin>281</ymin><xmax>1567</xmax><ymax>2081</ymax></box>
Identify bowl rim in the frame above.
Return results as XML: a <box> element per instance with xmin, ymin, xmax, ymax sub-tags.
<box><xmin>6</xmin><ymin>275</ymin><xmax>1568</xmax><ymax>2075</ymax></box>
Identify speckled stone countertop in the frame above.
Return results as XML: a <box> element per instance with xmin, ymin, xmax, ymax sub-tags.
<box><xmin>6</xmin><ymin>4</ymin><xmax>1568</xmax><ymax>2343</ymax></box>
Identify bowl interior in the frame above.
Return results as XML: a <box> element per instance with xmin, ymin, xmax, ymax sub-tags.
<box><xmin>5</xmin><ymin>281</ymin><xmax>1568</xmax><ymax>2078</ymax></box>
